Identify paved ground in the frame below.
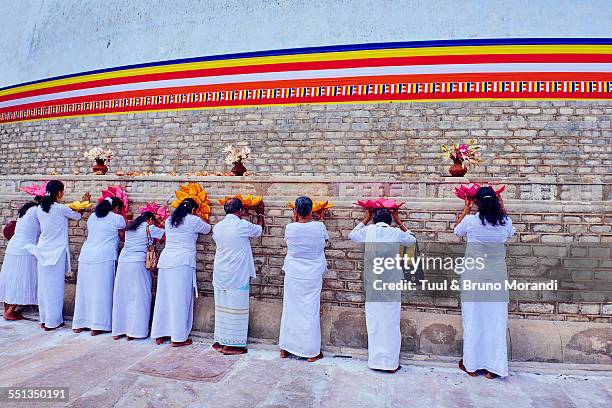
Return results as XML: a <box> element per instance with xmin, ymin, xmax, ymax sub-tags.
<box><xmin>0</xmin><ymin>318</ymin><xmax>611</xmax><ymax>408</ymax></box>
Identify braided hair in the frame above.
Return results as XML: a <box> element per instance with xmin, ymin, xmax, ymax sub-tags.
<box><xmin>40</xmin><ymin>180</ymin><xmax>64</xmax><ymax>213</ymax></box>
<box><xmin>126</xmin><ymin>211</ymin><xmax>155</xmax><ymax>231</ymax></box>
<box><xmin>94</xmin><ymin>197</ymin><xmax>124</xmax><ymax>218</ymax></box>
<box><xmin>475</xmin><ymin>186</ymin><xmax>506</xmax><ymax>226</ymax></box>
<box><xmin>170</xmin><ymin>198</ymin><xmax>198</xmax><ymax>227</ymax></box>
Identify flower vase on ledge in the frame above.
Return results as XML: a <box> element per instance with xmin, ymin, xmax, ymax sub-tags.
<box><xmin>92</xmin><ymin>158</ymin><xmax>108</xmax><ymax>175</ymax></box>
<box><xmin>231</xmin><ymin>160</ymin><xmax>247</xmax><ymax>176</ymax></box>
<box><xmin>449</xmin><ymin>158</ymin><xmax>467</xmax><ymax>177</ymax></box>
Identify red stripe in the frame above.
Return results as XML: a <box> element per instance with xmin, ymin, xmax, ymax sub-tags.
<box><xmin>2</xmin><ymin>73</ymin><xmax>610</xmax><ymax>122</ymax></box>
<box><xmin>2</xmin><ymin>53</ymin><xmax>611</xmax><ymax>102</ymax></box>
<box><xmin>5</xmin><ymin>90</ymin><xmax>609</xmax><ymax>123</ymax></box>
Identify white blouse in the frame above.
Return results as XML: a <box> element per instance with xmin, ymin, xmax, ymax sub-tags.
<box><xmin>348</xmin><ymin>222</ymin><xmax>416</xmax><ymax>245</ymax></box>
<box><xmin>212</xmin><ymin>214</ymin><xmax>263</xmax><ymax>289</ymax></box>
<box><xmin>118</xmin><ymin>223</ymin><xmax>165</xmax><ymax>263</ymax></box>
<box><xmin>78</xmin><ymin>212</ymin><xmax>127</xmax><ymax>263</ymax></box>
<box><xmin>454</xmin><ymin>214</ymin><xmax>515</xmax><ymax>243</ymax></box>
<box><xmin>157</xmin><ymin>214</ymin><xmax>211</xmax><ymax>269</ymax></box>
<box><xmin>25</xmin><ymin>203</ymin><xmax>81</xmax><ymax>267</ymax></box>
<box><xmin>6</xmin><ymin>206</ymin><xmax>40</xmax><ymax>256</ymax></box>
<box><xmin>282</xmin><ymin>221</ymin><xmax>329</xmax><ymax>280</ymax></box>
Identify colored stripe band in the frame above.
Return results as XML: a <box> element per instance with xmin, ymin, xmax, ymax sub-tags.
<box><xmin>1</xmin><ymin>38</ymin><xmax>610</xmax><ymax>124</ymax></box>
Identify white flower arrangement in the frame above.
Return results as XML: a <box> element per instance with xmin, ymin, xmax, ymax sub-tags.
<box><xmin>223</xmin><ymin>144</ymin><xmax>251</xmax><ymax>165</ymax></box>
<box><xmin>84</xmin><ymin>147</ymin><xmax>114</xmax><ymax>161</ymax></box>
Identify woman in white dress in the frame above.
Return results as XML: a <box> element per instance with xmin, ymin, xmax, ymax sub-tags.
<box><xmin>72</xmin><ymin>197</ymin><xmax>126</xmax><ymax>336</ymax></box>
<box><xmin>349</xmin><ymin>207</ymin><xmax>415</xmax><ymax>373</ymax></box>
<box><xmin>112</xmin><ymin>211</ymin><xmax>165</xmax><ymax>340</ymax></box>
<box><xmin>0</xmin><ymin>198</ymin><xmax>41</xmax><ymax>320</ymax></box>
<box><xmin>150</xmin><ymin>198</ymin><xmax>211</xmax><ymax>347</ymax></box>
<box><xmin>454</xmin><ymin>186</ymin><xmax>515</xmax><ymax>379</ymax></box>
<box><xmin>279</xmin><ymin>196</ymin><xmax>329</xmax><ymax>362</ymax></box>
<box><xmin>24</xmin><ymin>180</ymin><xmax>84</xmax><ymax>331</ymax></box>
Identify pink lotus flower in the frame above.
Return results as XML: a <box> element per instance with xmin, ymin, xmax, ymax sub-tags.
<box><xmin>20</xmin><ymin>182</ymin><xmax>48</xmax><ymax>197</ymax></box>
<box><xmin>139</xmin><ymin>202</ymin><xmax>170</xmax><ymax>222</ymax></box>
<box><xmin>355</xmin><ymin>198</ymin><xmax>405</xmax><ymax>210</ymax></box>
<box><xmin>98</xmin><ymin>185</ymin><xmax>129</xmax><ymax>217</ymax></box>
<box><xmin>454</xmin><ymin>183</ymin><xmax>506</xmax><ymax>200</ymax></box>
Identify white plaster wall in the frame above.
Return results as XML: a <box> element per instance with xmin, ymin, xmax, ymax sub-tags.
<box><xmin>0</xmin><ymin>0</ymin><xmax>611</xmax><ymax>87</ymax></box>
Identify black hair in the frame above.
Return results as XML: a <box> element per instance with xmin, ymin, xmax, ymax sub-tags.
<box><xmin>94</xmin><ymin>196</ymin><xmax>124</xmax><ymax>218</ymax></box>
<box><xmin>40</xmin><ymin>180</ymin><xmax>64</xmax><ymax>213</ymax></box>
<box><xmin>170</xmin><ymin>198</ymin><xmax>197</xmax><ymax>227</ymax></box>
<box><xmin>126</xmin><ymin>211</ymin><xmax>155</xmax><ymax>231</ymax></box>
<box><xmin>295</xmin><ymin>196</ymin><xmax>313</xmax><ymax>217</ymax></box>
<box><xmin>373</xmin><ymin>208</ymin><xmax>392</xmax><ymax>225</ymax></box>
<box><xmin>18</xmin><ymin>201</ymin><xmax>38</xmax><ymax>218</ymax></box>
<box><xmin>224</xmin><ymin>198</ymin><xmax>243</xmax><ymax>215</ymax></box>
<box><xmin>475</xmin><ymin>186</ymin><xmax>507</xmax><ymax>226</ymax></box>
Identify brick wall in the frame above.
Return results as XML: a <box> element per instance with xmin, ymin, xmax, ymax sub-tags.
<box><xmin>1</xmin><ymin>101</ymin><xmax>611</xmax><ymax>178</ymax></box>
<box><xmin>1</xmin><ymin>176</ymin><xmax>610</xmax><ymax>324</ymax></box>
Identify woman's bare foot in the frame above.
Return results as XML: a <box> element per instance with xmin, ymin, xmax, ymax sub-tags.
<box><xmin>4</xmin><ymin>305</ymin><xmax>21</xmax><ymax>320</ymax></box>
<box><xmin>458</xmin><ymin>360</ymin><xmax>478</xmax><ymax>377</ymax></box>
<box><xmin>171</xmin><ymin>339</ymin><xmax>193</xmax><ymax>347</ymax></box>
<box><xmin>40</xmin><ymin>323</ymin><xmax>45</xmax><ymax>329</ymax></box>
<box><xmin>113</xmin><ymin>334</ymin><xmax>126</xmax><ymax>340</ymax></box>
<box><xmin>127</xmin><ymin>337</ymin><xmax>135</xmax><ymax>341</ymax></box>
<box><xmin>4</xmin><ymin>312</ymin><xmax>22</xmax><ymax>320</ymax></box>
<box><xmin>279</xmin><ymin>349</ymin><xmax>291</xmax><ymax>359</ymax></box>
<box><xmin>155</xmin><ymin>337</ymin><xmax>170</xmax><ymax>345</ymax></box>
<box><xmin>485</xmin><ymin>371</ymin><xmax>499</xmax><ymax>379</ymax></box>
<box><xmin>307</xmin><ymin>352</ymin><xmax>324</xmax><ymax>362</ymax></box>
<box><xmin>73</xmin><ymin>328</ymin><xmax>85</xmax><ymax>333</ymax></box>
<box><xmin>222</xmin><ymin>346</ymin><xmax>248</xmax><ymax>355</ymax></box>
<box><xmin>212</xmin><ymin>342</ymin><xmax>224</xmax><ymax>353</ymax></box>
<box><xmin>90</xmin><ymin>330</ymin><xmax>107</xmax><ymax>336</ymax></box>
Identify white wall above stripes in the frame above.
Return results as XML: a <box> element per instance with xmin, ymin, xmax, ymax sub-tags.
<box><xmin>1</xmin><ymin>0</ymin><xmax>611</xmax><ymax>88</ymax></box>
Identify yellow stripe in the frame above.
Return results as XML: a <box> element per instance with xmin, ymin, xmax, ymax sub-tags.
<box><xmin>3</xmin><ymin>96</ymin><xmax>611</xmax><ymax>124</ymax></box>
<box><xmin>2</xmin><ymin>44</ymin><xmax>611</xmax><ymax>97</ymax></box>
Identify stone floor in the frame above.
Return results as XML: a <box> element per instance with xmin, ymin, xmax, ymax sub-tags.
<box><xmin>0</xmin><ymin>318</ymin><xmax>611</xmax><ymax>408</ymax></box>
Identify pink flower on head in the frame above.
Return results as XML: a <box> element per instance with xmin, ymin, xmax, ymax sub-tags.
<box><xmin>454</xmin><ymin>183</ymin><xmax>506</xmax><ymax>200</ymax></box>
<box><xmin>98</xmin><ymin>185</ymin><xmax>129</xmax><ymax>217</ymax></box>
<box><xmin>355</xmin><ymin>198</ymin><xmax>405</xmax><ymax>210</ymax></box>
<box><xmin>20</xmin><ymin>182</ymin><xmax>48</xmax><ymax>197</ymax></box>
<box><xmin>138</xmin><ymin>202</ymin><xmax>170</xmax><ymax>222</ymax></box>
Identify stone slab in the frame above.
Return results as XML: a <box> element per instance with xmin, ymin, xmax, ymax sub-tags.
<box><xmin>129</xmin><ymin>344</ymin><xmax>239</xmax><ymax>383</ymax></box>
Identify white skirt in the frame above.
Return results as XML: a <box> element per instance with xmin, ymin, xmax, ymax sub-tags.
<box><xmin>150</xmin><ymin>266</ymin><xmax>194</xmax><ymax>342</ymax></box>
<box><xmin>72</xmin><ymin>261</ymin><xmax>116</xmax><ymax>331</ymax></box>
<box><xmin>365</xmin><ymin>301</ymin><xmax>401</xmax><ymax>370</ymax></box>
<box><xmin>112</xmin><ymin>261</ymin><xmax>152</xmax><ymax>338</ymax></box>
<box><xmin>461</xmin><ymin>301</ymin><xmax>509</xmax><ymax>377</ymax></box>
<box><xmin>37</xmin><ymin>252</ymin><xmax>68</xmax><ymax>329</ymax></box>
<box><xmin>279</xmin><ymin>275</ymin><xmax>322</xmax><ymax>358</ymax></box>
<box><xmin>0</xmin><ymin>254</ymin><xmax>38</xmax><ymax>305</ymax></box>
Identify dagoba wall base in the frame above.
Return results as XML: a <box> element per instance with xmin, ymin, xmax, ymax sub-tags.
<box><xmin>1</xmin><ymin>175</ymin><xmax>610</xmax><ymax>364</ymax></box>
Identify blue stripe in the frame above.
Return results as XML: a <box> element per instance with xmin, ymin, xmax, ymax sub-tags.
<box><xmin>2</xmin><ymin>37</ymin><xmax>611</xmax><ymax>92</ymax></box>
